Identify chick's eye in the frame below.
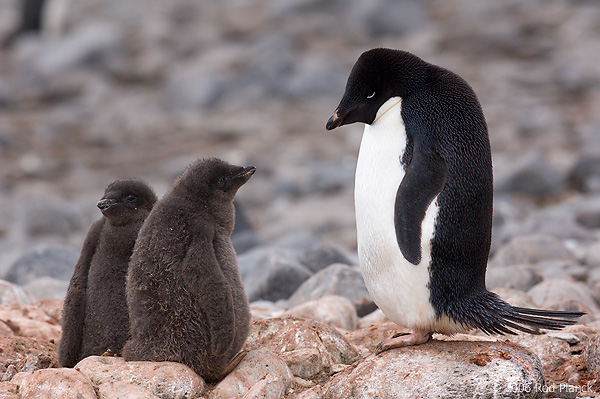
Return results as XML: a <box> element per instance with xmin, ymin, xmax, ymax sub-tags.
<box><xmin>126</xmin><ymin>195</ymin><xmax>136</xmax><ymax>203</ymax></box>
<box><xmin>218</xmin><ymin>177</ymin><xmax>226</xmax><ymax>185</ymax></box>
<box><xmin>367</xmin><ymin>92</ymin><xmax>376</xmax><ymax>99</ymax></box>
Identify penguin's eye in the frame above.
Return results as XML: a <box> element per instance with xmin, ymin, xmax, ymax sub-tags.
<box><xmin>367</xmin><ymin>92</ymin><xmax>376</xmax><ymax>99</ymax></box>
<box><xmin>126</xmin><ymin>195</ymin><xmax>137</xmax><ymax>203</ymax></box>
<box><xmin>218</xmin><ymin>177</ymin><xmax>226</xmax><ymax>185</ymax></box>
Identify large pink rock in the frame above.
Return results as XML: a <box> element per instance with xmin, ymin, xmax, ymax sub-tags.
<box><xmin>0</xmin><ymin>382</ymin><xmax>19</xmax><ymax>399</ymax></box>
<box><xmin>0</xmin><ymin>336</ymin><xmax>57</xmax><ymax>375</ymax></box>
<box><xmin>209</xmin><ymin>348</ymin><xmax>294</xmax><ymax>399</ymax></box>
<box><xmin>11</xmin><ymin>368</ymin><xmax>96</xmax><ymax>399</ymax></box>
<box><xmin>345</xmin><ymin>321</ymin><xmax>410</xmax><ymax>353</ymax></box>
<box><xmin>75</xmin><ymin>356</ymin><xmax>206</xmax><ymax>399</ymax></box>
<box><xmin>0</xmin><ymin>303</ymin><xmax>61</xmax><ymax>342</ymax></box>
<box><xmin>584</xmin><ymin>334</ymin><xmax>600</xmax><ymax>379</ymax></box>
<box><xmin>97</xmin><ymin>381</ymin><xmax>161</xmax><ymax>399</ymax></box>
<box><xmin>245</xmin><ymin>317</ymin><xmax>360</xmax><ymax>379</ymax></box>
<box><xmin>296</xmin><ymin>340</ymin><xmax>546</xmax><ymax>399</ymax></box>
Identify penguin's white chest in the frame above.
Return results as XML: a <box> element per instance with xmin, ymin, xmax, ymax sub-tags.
<box><xmin>354</xmin><ymin>97</ymin><xmax>440</xmax><ymax>330</ymax></box>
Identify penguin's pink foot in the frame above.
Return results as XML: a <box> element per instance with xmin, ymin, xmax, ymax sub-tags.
<box><xmin>375</xmin><ymin>329</ymin><xmax>431</xmax><ymax>354</ymax></box>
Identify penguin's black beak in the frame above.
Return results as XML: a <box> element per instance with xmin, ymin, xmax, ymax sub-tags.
<box><xmin>233</xmin><ymin>166</ymin><xmax>256</xmax><ymax>180</ymax></box>
<box><xmin>97</xmin><ymin>198</ymin><xmax>117</xmax><ymax>210</ymax></box>
<box><xmin>326</xmin><ymin>110</ymin><xmax>344</xmax><ymax>131</ymax></box>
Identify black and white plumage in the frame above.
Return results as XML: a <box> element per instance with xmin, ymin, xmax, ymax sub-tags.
<box><xmin>58</xmin><ymin>179</ymin><xmax>157</xmax><ymax>367</ymax></box>
<box><xmin>326</xmin><ymin>48</ymin><xmax>583</xmax><ymax>349</ymax></box>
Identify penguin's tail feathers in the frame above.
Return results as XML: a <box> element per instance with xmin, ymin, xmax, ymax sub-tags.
<box><xmin>449</xmin><ymin>291</ymin><xmax>585</xmax><ymax>336</ymax></box>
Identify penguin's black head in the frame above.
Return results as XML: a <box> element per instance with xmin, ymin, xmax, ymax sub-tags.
<box><xmin>326</xmin><ymin>48</ymin><xmax>427</xmax><ymax>130</ymax></box>
<box><xmin>179</xmin><ymin>158</ymin><xmax>255</xmax><ymax>202</ymax></box>
<box><xmin>98</xmin><ymin>179</ymin><xmax>158</xmax><ymax>224</ymax></box>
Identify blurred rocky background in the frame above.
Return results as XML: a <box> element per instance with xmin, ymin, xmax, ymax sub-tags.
<box><xmin>0</xmin><ymin>0</ymin><xmax>599</xmax><ymax>397</ymax></box>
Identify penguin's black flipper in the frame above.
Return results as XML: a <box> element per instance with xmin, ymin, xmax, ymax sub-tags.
<box><xmin>395</xmin><ymin>139</ymin><xmax>447</xmax><ymax>265</ymax></box>
<box><xmin>182</xmin><ymin>228</ymin><xmax>236</xmax><ymax>357</ymax></box>
<box><xmin>58</xmin><ymin>219</ymin><xmax>104</xmax><ymax>367</ymax></box>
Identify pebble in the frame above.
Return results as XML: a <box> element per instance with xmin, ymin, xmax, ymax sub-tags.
<box><xmin>527</xmin><ymin>279</ymin><xmax>599</xmax><ymax>319</ymax></box>
<box><xmin>0</xmin><ymin>280</ymin><xmax>34</xmax><ymax>305</ymax></box>
<box><xmin>238</xmin><ymin>247</ymin><xmax>312</xmax><ymax>302</ymax></box>
<box><xmin>285</xmin><ymin>263</ymin><xmax>376</xmax><ymax>317</ymax></box>
<box><xmin>22</xmin><ymin>277</ymin><xmax>69</xmax><ymax>301</ymax></box>
<box><xmin>3</xmin><ymin>245</ymin><xmax>78</xmax><ymax>286</ymax></box>
<box><xmin>494</xmin><ymin>151</ymin><xmax>564</xmax><ymax>198</ymax></box>
<box><xmin>491</xmin><ymin>234</ymin><xmax>576</xmax><ymax>267</ymax></box>
<box><xmin>486</xmin><ymin>264</ymin><xmax>541</xmax><ymax>292</ymax></box>
<box><xmin>568</xmin><ymin>154</ymin><xmax>600</xmax><ymax>193</ymax></box>
<box><xmin>284</xmin><ymin>295</ymin><xmax>358</xmax><ymax>331</ymax></box>
<box><xmin>583</xmin><ymin>334</ymin><xmax>600</xmax><ymax>379</ymax></box>
<box><xmin>22</xmin><ymin>198</ymin><xmax>83</xmax><ymax>238</ymax></box>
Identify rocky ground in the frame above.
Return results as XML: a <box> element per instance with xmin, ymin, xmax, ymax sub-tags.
<box><xmin>0</xmin><ymin>0</ymin><xmax>599</xmax><ymax>398</ymax></box>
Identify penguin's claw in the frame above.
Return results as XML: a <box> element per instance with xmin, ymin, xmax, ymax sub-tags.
<box><xmin>375</xmin><ymin>329</ymin><xmax>431</xmax><ymax>354</ymax></box>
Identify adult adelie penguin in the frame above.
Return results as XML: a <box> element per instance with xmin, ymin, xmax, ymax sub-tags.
<box><xmin>326</xmin><ymin>48</ymin><xmax>583</xmax><ymax>352</ymax></box>
<box><xmin>123</xmin><ymin>158</ymin><xmax>254</xmax><ymax>382</ymax></box>
<box><xmin>59</xmin><ymin>179</ymin><xmax>157</xmax><ymax>367</ymax></box>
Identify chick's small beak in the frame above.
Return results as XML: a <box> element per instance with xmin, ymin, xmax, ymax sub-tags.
<box><xmin>97</xmin><ymin>198</ymin><xmax>117</xmax><ymax>210</ymax></box>
<box><xmin>326</xmin><ymin>110</ymin><xmax>344</xmax><ymax>130</ymax></box>
<box><xmin>234</xmin><ymin>166</ymin><xmax>256</xmax><ymax>179</ymax></box>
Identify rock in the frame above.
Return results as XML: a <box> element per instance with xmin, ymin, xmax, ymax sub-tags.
<box><xmin>285</xmin><ymin>264</ymin><xmax>376</xmax><ymax>317</ymax></box>
<box><xmin>11</xmin><ymin>368</ymin><xmax>96</xmax><ymax>399</ymax></box>
<box><xmin>22</xmin><ymin>198</ymin><xmax>83</xmax><ymax>237</ymax></box>
<box><xmin>0</xmin><ymin>280</ymin><xmax>34</xmax><ymax>305</ymax></box>
<box><xmin>16</xmin><ymin>23</ymin><xmax>122</xmax><ymax>79</ymax></box>
<box><xmin>209</xmin><ymin>348</ymin><xmax>294</xmax><ymax>399</ymax></box>
<box><xmin>491</xmin><ymin>235</ymin><xmax>576</xmax><ymax>267</ymax></box>
<box><xmin>245</xmin><ymin>317</ymin><xmax>360</xmax><ymax>380</ymax></box>
<box><xmin>284</xmin><ymin>295</ymin><xmax>358</xmax><ymax>331</ymax></box>
<box><xmin>4</xmin><ymin>245</ymin><xmax>78</xmax><ymax>286</ymax></box>
<box><xmin>568</xmin><ymin>154</ymin><xmax>600</xmax><ymax>193</ymax></box>
<box><xmin>494</xmin><ymin>151</ymin><xmax>564</xmax><ymax>198</ymax></box>
<box><xmin>506</xmin><ymin>334</ymin><xmax>572</xmax><ymax>372</ymax></box>
<box><xmin>0</xmin><ymin>303</ymin><xmax>61</xmax><ymax>341</ymax></box>
<box><xmin>345</xmin><ymin>321</ymin><xmax>411</xmax><ymax>353</ymax></box>
<box><xmin>297</xmin><ymin>242</ymin><xmax>355</xmax><ymax>274</ymax></box>
<box><xmin>583</xmin><ymin>334</ymin><xmax>600</xmax><ymax>378</ymax></box>
<box><xmin>238</xmin><ymin>247</ymin><xmax>312</xmax><ymax>302</ymax></box>
<box><xmin>357</xmin><ymin>309</ymin><xmax>389</xmax><ymax>330</ymax></box>
<box><xmin>271</xmin><ymin>231</ymin><xmax>356</xmax><ymax>273</ymax></box>
<box><xmin>34</xmin><ymin>299</ymin><xmax>63</xmax><ymax>325</ymax></box>
<box><xmin>486</xmin><ymin>264</ymin><xmax>542</xmax><ymax>291</ymax></box>
<box><xmin>249</xmin><ymin>300</ymin><xmax>283</xmax><ymax>320</ymax></box>
<box><xmin>584</xmin><ymin>242</ymin><xmax>600</xmax><ymax>268</ymax></box>
<box><xmin>231</xmin><ymin>230</ymin><xmax>262</xmax><ymax>255</ymax></box>
<box><xmin>535</xmin><ymin>260</ymin><xmax>588</xmax><ymax>282</ymax></box>
<box><xmin>296</xmin><ymin>340</ymin><xmax>546</xmax><ymax>399</ymax></box>
<box><xmin>493</xmin><ymin>288</ymin><xmax>538</xmax><ymax>308</ymax></box>
<box><xmin>75</xmin><ymin>356</ymin><xmax>206</xmax><ymax>399</ymax></box>
<box><xmin>575</xmin><ymin>202</ymin><xmax>600</xmax><ymax>229</ymax></box>
<box><xmin>22</xmin><ymin>277</ymin><xmax>69</xmax><ymax>301</ymax></box>
<box><xmin>0</xmin><ymin>336</ymin><xmax>57</xmax><ymax>375</ymax></box>
<box><xmin>28</xmin><ymin>276</ymin><xmax>71</xmax><ymax>301</ymax></box>
<box><xmin>497</xmin><ymin>206</ymin><xmax>593</xmax><ymax>245</ymax></box>
<box><xmin>239</xmin><ymin>374</ymin><xmax>288</xmax><ymax>399</ymax></box>
<box><xmin>97</xmin><ymin>381</ymin><xmax>160</xmax><ymax>399</ymax></box>
<box><xmin>527</xmin><ymin>280</ymin><xmax>599</xmax><ymax>321</ymax></box>
<box><xmin>0</xmin><ymin>382</ymin><xmax>18</xmax><ymax>399</ymax></box>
